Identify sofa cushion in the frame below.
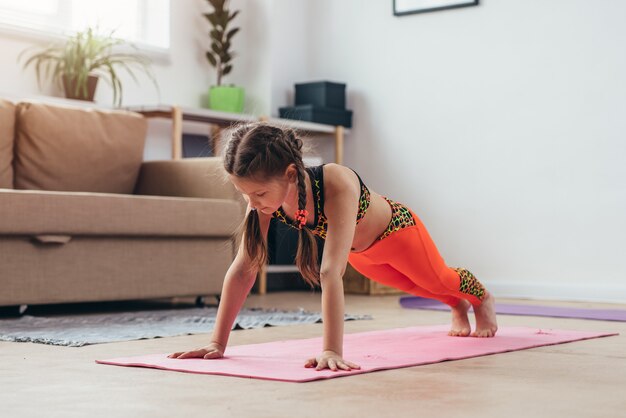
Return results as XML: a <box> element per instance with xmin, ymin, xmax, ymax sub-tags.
<box><xmin>0</xmin><ymin>189</ymin><xmax>241</xmax><ymax>237</ymax></box>
<box><xmin>0</xmin><ymin>100</ymin><xmax>15</xmax><ymax>189</ymax></box>
<box><xmin>13</xmin><ymin>102</ymin><xmax>147</xmax><ymax>193</ymax></box>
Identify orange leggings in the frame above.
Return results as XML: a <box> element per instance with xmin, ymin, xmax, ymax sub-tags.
<box><xmin>348</xmin><ymin>202</ymin><xmax>486</xmax><ymax>307</ymax></box>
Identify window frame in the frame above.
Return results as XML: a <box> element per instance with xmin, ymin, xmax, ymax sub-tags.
<box><xmin>0</xmin><ymin>0</ymin><xmax>171</xmax><ymax>63</ymax></box>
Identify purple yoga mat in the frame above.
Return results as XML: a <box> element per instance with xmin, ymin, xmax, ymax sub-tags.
<box><xmin>399</xmin><ymin>297</ymin><xmax>626</xmax><ymax>322</ymax></box>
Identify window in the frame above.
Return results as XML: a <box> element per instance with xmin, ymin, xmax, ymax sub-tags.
<box><xmin>0</xmin><ymin>0</ymin><xmax>170</xmax><ymax>53</ymax></box>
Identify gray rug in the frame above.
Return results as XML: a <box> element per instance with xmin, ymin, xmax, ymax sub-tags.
<box><xmin>0</xmin><ymin>307</ymin><xmax>372</xmax><ymax>347</ymax></box>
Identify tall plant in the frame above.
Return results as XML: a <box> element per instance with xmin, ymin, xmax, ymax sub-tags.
<box><xmin>19</xmin><ymin>27</ymin><xmax>158</xmax><ymax>107</ymax></box>
<box><xmin>204</xmin><ymin>0</ymin><xmax>240</xmax><ymax>86</ymax></box>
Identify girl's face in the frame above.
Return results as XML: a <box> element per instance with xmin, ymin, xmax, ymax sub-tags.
<box><xmin>229</xmin><ymin>165</ymin><xmax>297</xmax><ymax>215</ymax></box>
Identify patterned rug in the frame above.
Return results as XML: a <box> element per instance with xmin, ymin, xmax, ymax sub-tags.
<box><xmin>0</xmin><ymin>307</ymin><xmax>372</xmax><ymax>347</ymax></box>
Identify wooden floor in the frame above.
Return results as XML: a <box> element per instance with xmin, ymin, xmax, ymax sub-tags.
<box><xmin>1</xmin><ymin>291</ymin><xmax>625</xmax><ymax>418</ymax></box>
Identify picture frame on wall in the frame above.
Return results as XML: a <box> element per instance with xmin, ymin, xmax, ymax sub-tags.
<box><xmin>393</xmin><ymin>0</ymin><xmax>479</xmax><ymax>16</ymax></box>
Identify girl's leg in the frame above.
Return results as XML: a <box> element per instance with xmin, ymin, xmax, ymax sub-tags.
<box><xmin>351</xmin><ymin>205</ymin><xmax>497</xmax><ymax>337</ymax></box>
<box><xmin>384</xmin><ymin>218</ymin><xmax>497</xmax><ymax>337</ymax></box>
<box><xmin>348</xmin><ymin>259</ymin><xmax>460</xmax><ymax>306</ymax></box>
<box><xmin>377</xmin><ymin>213</ymin><xmax>487</xmax><ymax>307</ymax></box>
<box><xmin>347</xmin><ymin>259</ymin><xmax>473</xmax><ymax>336</ymax></box>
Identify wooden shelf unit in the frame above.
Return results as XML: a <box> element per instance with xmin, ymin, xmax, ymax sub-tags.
<box><xmin>126</xmin><ymin>105</ymin><xmax>345</xmax><ymax>164</ymax></box>
<box><xmin>127</xmin><ymin>105</ymin><xmax>348</xmax><ymax>294</ymax></box>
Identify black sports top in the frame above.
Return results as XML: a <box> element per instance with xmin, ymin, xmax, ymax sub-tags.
<box><xmin>273</xmin><ymin>164</ymin><xmax>371</xmax><ymax>240</ymax></box>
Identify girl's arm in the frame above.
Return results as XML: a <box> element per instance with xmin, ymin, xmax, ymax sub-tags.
<box><xmin>208</xmin><ymin>245</ymin><xmax>260</xmax><ymax>349</ymax></box>
<box><xmin>304</xmin><ymin>165</ymin><xmax>362</xmax><ymax>371</ymax></box>
<box><xmin>169</xmin><ymin>205</ymin><xmax>271</xmax><ymax>359</ymax></box>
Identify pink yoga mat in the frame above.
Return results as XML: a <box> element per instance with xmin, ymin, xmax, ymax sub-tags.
<box><xmin>96</xmin><ymin>325</ymin><xmax>617</xmax><ymax>382</ymax></box>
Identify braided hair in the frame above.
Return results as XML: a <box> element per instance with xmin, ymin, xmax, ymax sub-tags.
<box><xmin>223</xmin><ymin>123</ymin><xmax>320</xmax><ymax>287</ymax></box>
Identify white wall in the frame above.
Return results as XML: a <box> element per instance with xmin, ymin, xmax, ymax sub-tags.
<box><xmin>267</xmin><ymin>0</ymin><xmax>626</xmax><ymax>303</ymax></box>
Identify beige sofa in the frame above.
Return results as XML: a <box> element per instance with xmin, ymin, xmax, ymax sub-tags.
<box><xmin>0</xmin><ymin>99</ymin><xmax>245</xmax><ymax>308</ymax></box>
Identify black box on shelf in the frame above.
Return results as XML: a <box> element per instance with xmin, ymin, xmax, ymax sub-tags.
<box><xmin>295</xmin><ymin>81</ymin><xmax>346</xmax><ymax>109</ymax></box>
<box><xmin>279</xmin><ymin>104</ymin><xmax>352</xmax><ymax>128</ymax></box>
<box><xmin>182</xmin><ymin>134</ymin><xmax>213</xmax><ymax>158</ymax></box>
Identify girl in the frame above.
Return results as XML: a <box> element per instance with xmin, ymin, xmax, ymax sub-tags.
<box><xmin>168</xmin><ymin>123</ymin><xmax>498</xmax><ymax>372</ymax></box>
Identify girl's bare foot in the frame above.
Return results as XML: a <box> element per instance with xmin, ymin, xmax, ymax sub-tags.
<box><xmin>471</xmin><ymin>292</ymin><xmax>498</xmax><ymax>337</ymax></box>
<box><xmin>449</xmin><ymin>299</ymin><xmax>471</xmax><ymax>337</ymax></box>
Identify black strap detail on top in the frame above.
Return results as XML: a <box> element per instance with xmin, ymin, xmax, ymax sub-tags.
<box><xmin>307</xmin><ymin>165</ymin><xmax>368</xmax><ymax>220</ymax></box>
<box><xmin>306</xmin><ymin>164</ymin><xmax>325</xmax><ymax>223</ymax></box>
<box><xmin>349</xmin><ymin>168</ymin><xmax>367</xmax><ymax>194</ymax></box>
<box><xmin>273</xmin><ymin>164</ymin><xmax>370</xmax><ymax>240</ymax></box>
<box><xmin>274</xmin><ymin>165</ymin><xmax>324</xmax><ymax>230</ymax></box>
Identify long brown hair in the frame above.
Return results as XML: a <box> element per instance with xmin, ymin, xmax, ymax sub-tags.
<box><xmin>223</xmin><ymin>123</ymin><xmax>320</xmax><ymax>287</ymax></box>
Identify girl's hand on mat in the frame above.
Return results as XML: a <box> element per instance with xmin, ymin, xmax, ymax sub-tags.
<box><xmin>304</xmin><ymin>350</ymin><xmax>361</xmax><ymax>372</ymax></box>
<box><xmin>167</xmin><ymin>342</ymin><xmax>224</xmax><ymax>360</ymax></box>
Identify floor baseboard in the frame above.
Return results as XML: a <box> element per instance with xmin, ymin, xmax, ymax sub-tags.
<box><xmin>483</xmin><ymin>281</ymin><xmax>626</xmax><ymax>305</ymax></box>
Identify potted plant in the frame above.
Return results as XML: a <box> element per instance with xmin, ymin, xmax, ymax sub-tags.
<box><xmin>19</xmin><ymin>27</ymin><xmax>158</xmax><ymax>107</ymax></box>
<box><xmin>204</xmin><ymin>0</ymin><xmax>244</xmax><ymax>113</ymax></box>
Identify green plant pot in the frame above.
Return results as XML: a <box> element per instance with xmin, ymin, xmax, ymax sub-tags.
<box><xmin>209</xmin><ymin>85</ymin><xmax>245</xmax><ymax>113</ymax></box>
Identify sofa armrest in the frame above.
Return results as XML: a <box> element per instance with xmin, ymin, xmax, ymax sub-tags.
<box><xmin>134</xmin><ymin>157</ymin><xmax>246</xmax><ymax>210</ymax></box>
